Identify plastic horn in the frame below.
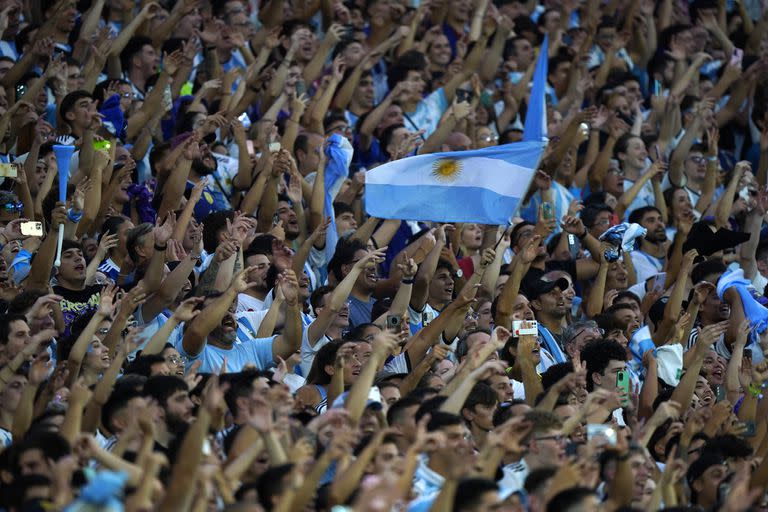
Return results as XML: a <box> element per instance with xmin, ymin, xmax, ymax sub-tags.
<box><xmin>52</xmin><ymin>144</ymin><xmax>75</xmax><ymax>267</ymax></box>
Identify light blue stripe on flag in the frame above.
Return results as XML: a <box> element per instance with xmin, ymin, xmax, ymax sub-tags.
<box><xmin>366</xmin><ymin>184</ymin><xmax>521</xmax><ymax>224</ymax></box>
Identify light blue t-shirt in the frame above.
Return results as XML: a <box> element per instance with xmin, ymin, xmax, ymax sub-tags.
<box><xmin>177</xmin><ymin>334</ymin><xmax>276</xmax><ymax>373</ymax></box>
<box><xmin>402</xmin><ymin>88</ymin><xmax>449</xmax><ymax>138</ymax></box>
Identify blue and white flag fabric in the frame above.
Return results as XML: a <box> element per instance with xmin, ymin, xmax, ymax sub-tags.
<box><xmin>324</xmin><ymin>134</ymin><xmax>354</xmax><ymax>261</ymax></box>
<box><xmin>523</xmin><ymin>33</ymin><xmax>549</xmax><ymax>142</ymax></box>
<box><xmin>599</xmin><ymin>222</ymin><xmax>647</xmax><ymax>262</ymax></box>
<box><xmin>365</xmin><ymin>32</ymin><xmax>550</xmax><ymax>224</ymax></box>
<box><xmin>364</xmin><ymin>141</ymin><xmax>545</xmax><ymax>224</ymax></box>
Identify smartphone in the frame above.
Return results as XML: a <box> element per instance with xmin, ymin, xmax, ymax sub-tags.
<box><xmin>162</xmin><ymin>85</ymin><xmax>173</xmax><ymax>111</ymax></box>
<box><xmin>744</xmin><ymin>348</ymin><xmax>752</xmax><ymax>361</ymax></box>
<box><xmin>512</xmin><ymin>320</ymin><xmax>538</xmax><ymax>337</ymax></box>
<box><xmin>653</xmin><ymin>79</ymin><xmax>661</xmax><ymax>96</ymax></box>
<box><xmin>93</xmin><ymin>140</ymin><xmax>111</xmax><ymax>151</ymax></box>
<box><xmin>341</xmin><ymin>24</ymin><xmax>355</xmax><ymax>39</ymax></box>
<box><xmin>268</xmin><ymin>142</ymin><xmax>282</xmax><ymax>153</ymax></box>
<box><xmin>245</xmin><ymin>140</ymin><xmax>255</xmax><ymax>155</ymax></box>
<box><xmin>651</xmin><ymin>273</ymin><xmax>666</xmax><ymax>294</ymax></box>
<box><xmin>14</xmin><ymin>84</ymin><xmax>26</xmax><ymax>101</ymax></box>
<box><xmin>295</xmin><ymin>80</ymin><xmax>306</xmax><ymax>97</ymax></box>
<box><xmin>20</xmin><ymin>221</ymin><xmax>43</xmax><ymax>236</ymax></box>
<box><xmin>0</xmin><ymin>163</ymin><xmax>17</xmax><ymax>178</ymax></box>
<box><xmin>616</xmin><ymin>370</ymin><xmax>630</xmax><ymax>405</ymax></box>
<box><xmin>715</xmin><ymin>384</ymin><xmax>726</xmax><ymax>401</ymax></box>
<box><xmin>587</xmin><ymin>424</ymin><xmax>617</xmax><ymax>446</ymax></box>
<box><xmin>238</xmin><ymin>112</ymin><xmax>252</xmax><ymax>130</ymax></box>
<box><xmin>567</xmin><ymin>233</ymin><xmax>579</xmax><ymax>259</ymax></box>
<box><xmin>272</xmin><ymin>213</ymin><xmax>280</xmax><ymax>226</ymax></box>
<box><xmin>730</xmin><ymin>48</ymin><xmax>744</xmax><ymax>68</ymax></box>
<box><xmin>742</xmin><ymin>420</ymin><xmax>757</xmax><ymax>438</ymax></box>
<box><xmin>541</xmin><ymin>202</ymin><xmax>554</xmax><ymax>220</ymax></box>
<box><xmin>386</xmin><ymin>314</ymin><xmax>401</xmax><ymax>331</ymax></box>
<box><xmin>456</xmin><ymin>89</ymin><xmax>473</xmax><ymax>103</ymax></box>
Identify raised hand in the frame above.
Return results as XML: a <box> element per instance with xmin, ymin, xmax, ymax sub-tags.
<box><xmin>154</xmin><ymin>212</ymin><xmax>176</xmax><ymax>246</ymax></box>
<box><xmin>278</xmin><ymin>269</ymin><xmax>300</xmax><ymax>306</ymax></box>
<box><xmin>353</xmin><ymin>247</ymin><xmax>388</xmax><ymax>271</ymax></box>
<box><xmin>173</xmin><ymin>296</ymin><xmax>204</xmax><ymax>322</ymax></box>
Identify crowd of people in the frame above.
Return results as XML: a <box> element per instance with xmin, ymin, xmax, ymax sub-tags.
<box><xmin>0</xmin><ymin>0</ymin><xmax>767</xmax><ymax>510</ymax></box>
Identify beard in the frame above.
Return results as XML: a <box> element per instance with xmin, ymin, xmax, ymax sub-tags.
<box><xmin>165</xmin><ymin>411</ymin><xmax>191</xmax><ymax>433</ymax></box>
<box><xmin>212</xmin><ymin>326</ymin><xmax>237</xmax><ymax>345</ymax></box>
<box><xmin>646</xmin><ymin>230</ymin><xmax>667</xmax><ymax>244</ymax></box>
<box><xmin>192</xmin><ymin>155</ymin><xmax>217</xmax><ymax>176</ymax></box>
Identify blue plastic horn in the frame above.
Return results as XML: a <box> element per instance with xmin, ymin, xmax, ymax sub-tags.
<box><xmin>52</xmin><ymin>144</ymin><xmax>75</xmax><ymax>267</ymax></box>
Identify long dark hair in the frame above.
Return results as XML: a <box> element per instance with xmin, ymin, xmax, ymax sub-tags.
<box><xmin>306</xmin><ymin>339</ymin><xmax>350</xmax><ymax>385</ymax></box>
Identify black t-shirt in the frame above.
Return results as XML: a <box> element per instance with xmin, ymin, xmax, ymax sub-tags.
<box><xmin>53</xmin><ymin>284</ymin><xmax>102</xmax><ymax>338</ymax></box>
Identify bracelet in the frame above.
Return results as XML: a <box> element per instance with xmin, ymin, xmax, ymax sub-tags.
<box><xmin>401</xmin><ymin>278</ymin><xmax>415</xmax><ymax>285</ymax></box>
<box><xmin>748</xmin><ymin>382</ymin><xmax>762</xmax><ymax>398</ymax></box>
<box><xmin>706</xmin><ymin>156</ymin><xmax>718</xmax><ymax>162</ymax></box>
<box><xmin>154</xmin><ymin>243</ymin><xmax>167</xmax><ymax>252</ymax></box>
<box><xmin>205</xmin><ymin>46</ymin><xmax>216</xmax><ymax>51</ymax></box>
<box><xmin>67</xmin><ymin>208</ymin><xmax>83</xmax><ymax>223</ymax></box>
<box><xmin>577</xmin><ymin>228</ymin><xmax>588</xmax><ymax>240</ymax></box>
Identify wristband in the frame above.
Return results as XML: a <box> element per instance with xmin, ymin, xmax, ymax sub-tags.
<box><xmin>748</xmin><ymin>382</ymin><xmax>762</xmax><ymax>398</ymax></box>
<box><xmin>154</xmin><ymin>243</ymin><xmax>167</xmax><ymax>252</ymax></box>
<box><xmin>401</xmin><ymin>278</ymin><xmax>415</xmax><ymax>285</ymax></box>
<box><xmin>577</xmin><ymin>228</ymin><xmax>588</xmax><ymax>240</ymax></box>
<box><xmin>706</xmin><ymin>156</ymin><xmax>718</xmax><ymax>162</ymax></box>
<box><xmin>205</xmin><ymin>46</ymin><xmax>216</xmax><ymax>51</ymax></box>
<box><xmin>67</xmin><ymin>208</ymin><xmax>83</xmax><ymax>223</ymax></box>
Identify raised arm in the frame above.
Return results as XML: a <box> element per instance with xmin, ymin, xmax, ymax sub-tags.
<box><xmin>270</xmin><ymin>270</ymin><xmax>303</xmax><ymax>362</ymax></box>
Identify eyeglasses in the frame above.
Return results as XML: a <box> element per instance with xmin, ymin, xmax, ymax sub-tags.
<box><xmin>97</xmin><ymin>327</ymin><xmax>110</xmax><ymax>335</ymax></box>
<box><xmin>688</xmin><ymin>156</ymin><xmax>706</xmax><ymax>165</ymax></box>
<box><xmin>2</xmin><ymin>202</ymin><xmax>23</xmax><ymax>212</ymax></box>
<box><xmin>120</xmin><ymin>92</ymin><xmax>136</xmax><ymax>99</ymax></box>
<box><xmin>607</xmin><ymin>168</ymin><xmax>624</xmax><ymax>176</ymax></box>
<box><xmin>480</xmin><ymin>134</ymin><xmax>499</xmax><ymax>142</ymax></box>
<box><xmin>167</xmin><ymin>355</ymin><xmax>188</xmax><ymax>366</ymax></box>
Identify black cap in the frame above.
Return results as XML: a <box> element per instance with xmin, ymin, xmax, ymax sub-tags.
<box><xmin>527</xmin><ymin>277</ymin><xmax>570</xmax><ymax>300</ymax></box>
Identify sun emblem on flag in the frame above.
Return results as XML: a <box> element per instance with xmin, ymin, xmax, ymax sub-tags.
<box><xmin>431</xmin><ymin>158</ymin><xmax>462</xmax><ymax>182</ymax></box>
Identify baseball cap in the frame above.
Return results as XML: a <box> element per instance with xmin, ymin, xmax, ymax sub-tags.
<box><xmin>525</xmin><ymin>277</ymin><xmax>570</xmax><ymax>301</ymax></box>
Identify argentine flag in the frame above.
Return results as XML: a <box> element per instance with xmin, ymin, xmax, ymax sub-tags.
<box><xmin>365</xmin><ymin>142</ymin><xmax>545</xmax><ymax>223</ymax></box>
<box><xmin>365</xmin><ymin>36</ymin><xmax>550</xmax><ymax>224</ymax></box>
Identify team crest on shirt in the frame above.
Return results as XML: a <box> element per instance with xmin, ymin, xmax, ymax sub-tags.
<box><xmin>204</xmin><ymin>191</ymin><xmax>214</xmax><ymax>204</ymax></box>
<box><xmin>431</xmin><ymin>158</ymin><xmax>462</xmax><ymax>182</ymax></box>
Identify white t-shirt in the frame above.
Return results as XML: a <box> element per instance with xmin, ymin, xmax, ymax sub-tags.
<box><xmin>237</xmin><ymin>293</ymin><xmax>265</xmax><ymax>314</ymax></box>
<box><xmin>630</xmin><ymin>251</ymin><xmax>665</xmax><ymax>284</ymax></box>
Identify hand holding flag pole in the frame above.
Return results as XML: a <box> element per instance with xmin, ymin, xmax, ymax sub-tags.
<box><xmin>52</xmin><ymin>144</ymin><xmax>75</xmax><ymax>267</ymax></box>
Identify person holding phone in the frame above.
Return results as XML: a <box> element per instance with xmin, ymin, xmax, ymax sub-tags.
<box><xmin>581</xmin><ymin>338</ymin><xmax>632</xmax><ymax>425</ymax></box>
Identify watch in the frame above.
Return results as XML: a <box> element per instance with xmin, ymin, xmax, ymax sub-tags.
<box><xmin>454</xmin><ymin>268</ymin><xmax>463</xmax><ymax>278</ymax></box>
